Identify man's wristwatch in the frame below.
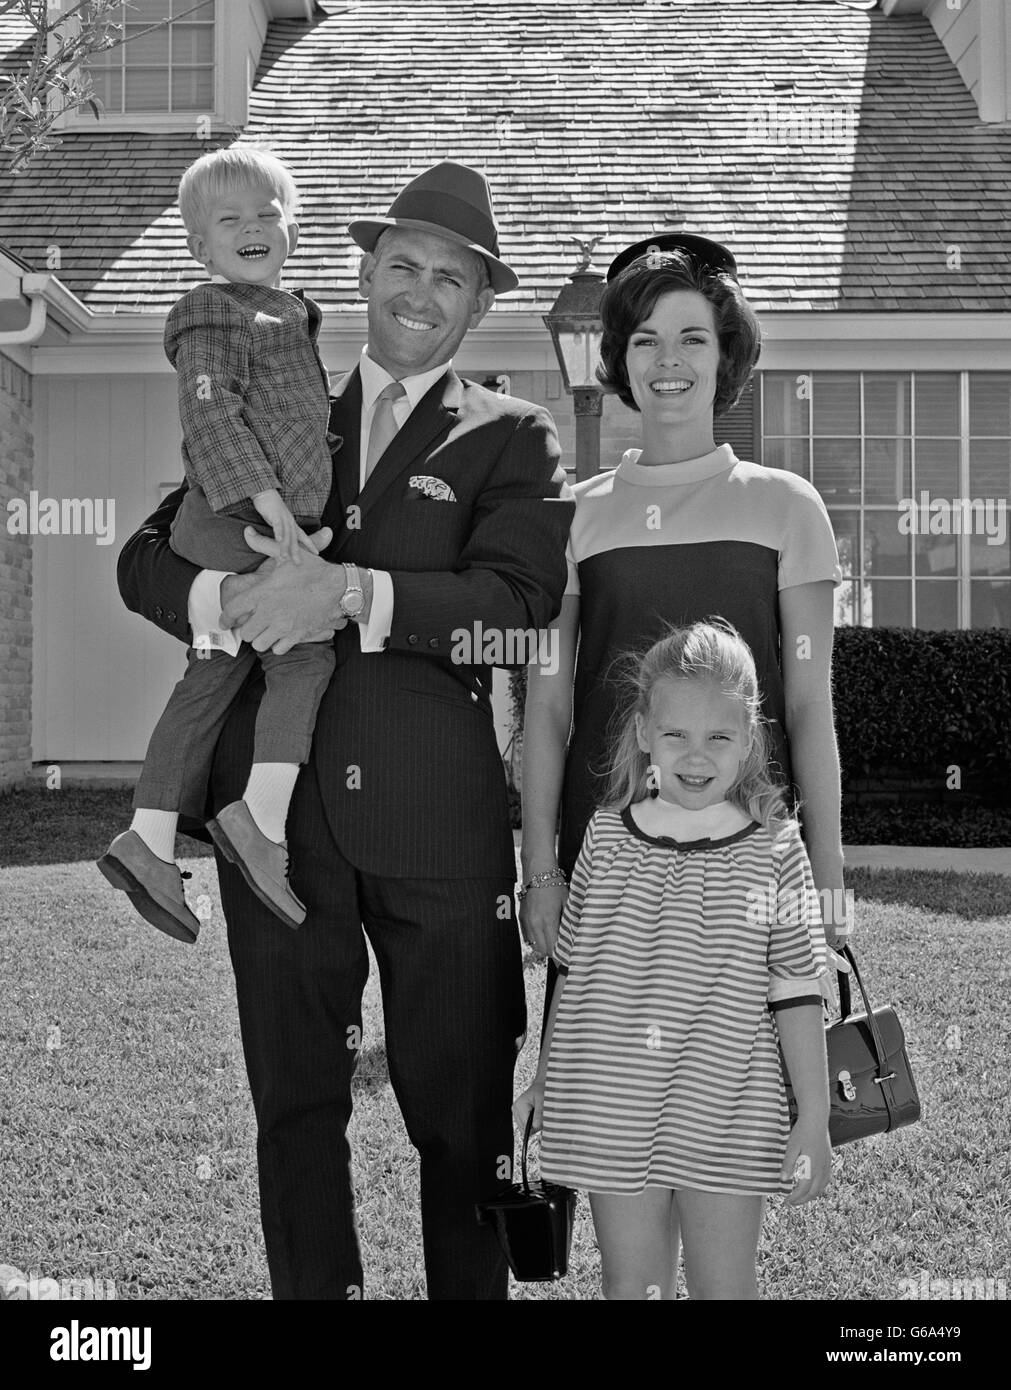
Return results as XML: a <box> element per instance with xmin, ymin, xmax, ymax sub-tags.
<box><xmin>338</xmin><ymin>562</ymin><xmax>366</xmax><ymax>621</ymax></box>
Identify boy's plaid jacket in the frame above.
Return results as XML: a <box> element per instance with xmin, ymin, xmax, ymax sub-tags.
<box><xmin>164</xmin><ymin>281</ymin><xmax>332</xmax><ymax>521</ymax></box>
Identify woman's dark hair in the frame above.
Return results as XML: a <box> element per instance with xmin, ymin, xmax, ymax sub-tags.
<box><xmin>596</xmin><ymin>250</ymin><xmax>761</xmax><ymax>418</ymax></box>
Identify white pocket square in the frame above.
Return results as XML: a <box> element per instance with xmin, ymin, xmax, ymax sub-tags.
<box><xmin>408</xmin><ymin>474</ymin><xmax>457</xmax><ymax>501</ymax></box>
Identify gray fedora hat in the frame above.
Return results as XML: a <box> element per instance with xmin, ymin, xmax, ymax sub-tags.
<box><xmin>348</xmin><ymin>160</ymin><xmax>518</xmax><ymax>293</ymax></box>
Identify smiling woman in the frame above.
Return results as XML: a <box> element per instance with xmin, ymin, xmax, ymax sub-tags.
<box><xmin>520</xmin><ymin>228</ymin><xmax>847</xmax><ymax>967</ymax></box>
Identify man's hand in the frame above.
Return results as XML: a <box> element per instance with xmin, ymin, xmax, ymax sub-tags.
<box><xmin>219</xmin><ymin>525</ymin><xmax>347</xmax><ymax>652</ymax></box>
<box><xmin>219</xmin><ymin>571</ymin><xmax>259</xmax><ymax>628</ymax></box>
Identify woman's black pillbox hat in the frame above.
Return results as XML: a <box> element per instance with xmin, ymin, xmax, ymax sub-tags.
<box><xmin>606</xmin><ymin>233</ymin><xmax>738</xmax><ymax>282</ymax></box>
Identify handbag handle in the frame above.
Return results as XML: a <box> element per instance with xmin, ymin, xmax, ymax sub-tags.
<box><xmin>837</xmin><ymin>941</ymin><xmax>874</xmax><ymax>1022</ymax></box>
<box><xmin>833</xmin><ymin>942</ymin><xmax>903</xmax><ymax>1126</ymax></box>
<box><xmin>521</xmin><ymin>1109</ymin><xmax>537</xmax><ymax>1195</ymax></box>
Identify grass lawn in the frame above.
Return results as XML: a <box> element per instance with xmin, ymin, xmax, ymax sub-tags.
<box><xmin>1</xmin><ymin>787</ymin><xmax>1009</xmax><ymax>1301</ymax></box>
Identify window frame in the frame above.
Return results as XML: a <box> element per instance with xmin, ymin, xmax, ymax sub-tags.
<box><xmin>760</xmin><ymin>368</ymin><xmax>1010</xmax><ymax>630</ymax></box>
<box><xmin>48</xmin><ymin>0</ymin><xmax>248</xmax><ymax>134</ymax></box>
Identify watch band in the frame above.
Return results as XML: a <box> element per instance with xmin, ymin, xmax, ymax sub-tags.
<box><xmin>339</xmin><ymin>562</ymin><xmax>366</xmax><ymax>620</ymax></box>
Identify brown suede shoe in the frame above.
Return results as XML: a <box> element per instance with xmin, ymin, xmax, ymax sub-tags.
<box><xmin>96</xmin><ymin>830</ymin><xmax>200</xmax><ymax>944</ymax></box>
<box><xmin>206</xmin><ymin>800</ymin><xmax>306</xmax><ymax>930</ymax></box>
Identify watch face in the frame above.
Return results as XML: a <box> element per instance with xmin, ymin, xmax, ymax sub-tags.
<box><xmin>341</xmin><ymin>589</ymin><xmax>365</xmax><ymax>618</ymax></box>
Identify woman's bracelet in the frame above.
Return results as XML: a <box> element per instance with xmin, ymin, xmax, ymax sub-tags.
<box><xmin>517</xmin><ymin>868</ymin><xmax>568</xmax><ymax>901</ymax></box>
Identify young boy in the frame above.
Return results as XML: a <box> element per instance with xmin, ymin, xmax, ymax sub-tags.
<box><xmin>98</xmin><ymin>146</ymin><xmax>335</xmax><ymax>941</ymax></box>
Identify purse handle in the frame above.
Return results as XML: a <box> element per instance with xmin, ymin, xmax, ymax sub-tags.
<box><xmin>834</xmin><ymin>942</ymin><xmax>903</xmax><ymax>1126</ymax></box>
<box><xmin>521</xmin><ymin>1110</ymin><xmax>538</xmax><ymax>1194</ymax></box>
<box><xmin>836</xmin><ymin>941</ymin><xmax>873</xmax><ymax>1022</ymax></box>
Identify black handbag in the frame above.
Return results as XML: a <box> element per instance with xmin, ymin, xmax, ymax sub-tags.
<box><xmin>783</xmin><ymin>944</ymin><xmax>921</xmax><ymax>1147</ymax></box>
<box><xmin>475</xmin><ymin>1111</ymin><xmax>578</xmax><ymax>1282</ymax></box>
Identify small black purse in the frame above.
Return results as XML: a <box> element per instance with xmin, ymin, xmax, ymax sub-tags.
<box><xmin>783</xmin><ymin>944</ymin><xmax>921</xmax><ymax>1147</ymax></box>
<box><xmin>475</xmin><ymin>1112</ymin><xmax>578</xmax><ymax>1282</ymax></box>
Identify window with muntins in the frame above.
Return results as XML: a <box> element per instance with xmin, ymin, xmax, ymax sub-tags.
<box><xmin>85</xmin><ymin>0</ymin><xmax>215</xmax><ymax>115</ymax></box>
<box><xmin>761</xmin><ymin>371</ymin><xmax>1011</xmax><ymax>630</ymax></box>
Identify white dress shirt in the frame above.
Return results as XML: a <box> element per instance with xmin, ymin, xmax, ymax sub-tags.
<box><xmin>187</xmin><ymin>346</ymin><xmax>452</xmax><ymax>655</ymax></box>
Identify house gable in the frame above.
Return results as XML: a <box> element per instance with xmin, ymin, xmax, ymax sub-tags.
<box><xmin>883</xmin><ymin>0</ymin><xmax>1011</xmax><ymax>121</ymax></box>
<box><xmin>42</xmin><ymin>0</ymin><xmax>316</xmax><ymax>135</ymax></box>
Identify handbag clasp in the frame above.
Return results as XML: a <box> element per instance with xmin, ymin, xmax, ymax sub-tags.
<box><xmin>837</xmin><ymin>1069</ymin><xmax>857</xmax><ymax>1101</ymax></box>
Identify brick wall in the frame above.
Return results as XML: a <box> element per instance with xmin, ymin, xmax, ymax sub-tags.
<box><xmin>0</xmin><ymin>351</ymin><xmax>33</xmax><ymax>793</ymax></box>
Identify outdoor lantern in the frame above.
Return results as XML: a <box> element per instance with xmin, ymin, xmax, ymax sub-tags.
<box><xmin>543</xmin><ymin>245</ymin><xmax>606</xmax><ymax>482</ymax></box>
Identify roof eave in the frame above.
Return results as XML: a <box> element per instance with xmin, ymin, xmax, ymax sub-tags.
<box><xmin>880</xmin><ymin>1</ymin><xmax>930</xmax><ymax>15</ymax></box>
<box><xmin>263</xmin><ymin>0</ymin><xmax>315</xmax><ymax>21</ymax></box>
<box><xmin>0</xmin><ymin>263</ymin><xmax>91</xmax><ymax>344</ymax></box>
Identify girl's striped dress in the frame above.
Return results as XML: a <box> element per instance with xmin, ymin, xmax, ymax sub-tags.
<box><xmin>539</xmin><ymin>806</ymin><xmax>827</xmax><ymax>1197</ymax></box>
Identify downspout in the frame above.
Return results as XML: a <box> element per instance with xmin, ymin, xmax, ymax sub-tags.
<box><xmin>0</xmin><ymin>273</ymin><xmax>51</xmax><ymax>344</ymax></box>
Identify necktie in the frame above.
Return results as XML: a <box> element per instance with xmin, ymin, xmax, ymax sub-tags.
<box><xmin>365</xmin><ymin>380</ymin><xmax>407</xmax><ymax>482</ymax></box>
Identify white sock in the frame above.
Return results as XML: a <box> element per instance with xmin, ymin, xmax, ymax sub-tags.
<box><xmin>130</xmin><ymin>808</ymin><xmax>178</xmax><ymax>863</ymax></box>
<box><xmin>242</xmin><ymin>763</ymin><xmax>300</xmax><ymax>844</ymax></box>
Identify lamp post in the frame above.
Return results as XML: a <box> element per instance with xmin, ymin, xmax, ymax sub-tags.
<box><xmin>543</xmin><ymin>243</ymin><xmax>606</xmax><ymax>483</ymax></box>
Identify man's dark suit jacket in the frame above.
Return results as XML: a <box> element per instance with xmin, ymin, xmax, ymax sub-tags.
<box><xmin>117</xmin><ymin>366</ymin><xmax>575</xmax><ymax>880</ymax></box>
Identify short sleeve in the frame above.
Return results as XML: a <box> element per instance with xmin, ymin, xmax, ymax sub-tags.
<box><xmin>777</xmin><ymin>476</ymin><xmax>844</xmax><ymax>591</ymax></box>
<box><xmin>552</xmin><ymin>811</ymin><xmax>598</xmax><ymax>973</ymax></box>
<box><xmin>767</xmin><ymin>824</ymin><xmax>827</xmax><ymax>1010</ymax></box>
<box><xmin>563</xmin><ymin>530</ymin><xmax>580</xmax><ymax>597</ymax></box>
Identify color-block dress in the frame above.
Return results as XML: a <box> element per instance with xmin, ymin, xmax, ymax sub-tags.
<box><xmin>538</xmin><ymin>806</ymin><xmax>827</xmax><ymax>1197</ymax></box>
<box><xmin>557</xmin><ymin>444</ymin><xmax>843</xmax><ymax>878</ymax></box>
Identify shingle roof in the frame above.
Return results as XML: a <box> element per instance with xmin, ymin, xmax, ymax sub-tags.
<box><xmin>1</xmin><ymin>0</ymin><xmax>1009</xmax><ymax>314</ymax></box>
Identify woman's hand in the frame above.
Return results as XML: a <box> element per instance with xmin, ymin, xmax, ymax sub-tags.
<box><xmin>519</xmin><ymin>881</ymin><xmax>567</xmax><ymax>958</ymax></box>
<box><xmin>512</xmin><ymin>1081</ymin><xmax>545</xmax><ymax>1134</ymax></box>
<box><xmin>781</xmin><ymin>1118</ymin><xmax>832</xmax><ymax>1206</ymax></box>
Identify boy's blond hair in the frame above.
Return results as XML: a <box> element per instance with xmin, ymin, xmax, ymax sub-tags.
<box><xmin>178</xmin><ymin>146</ymin><xmax>300</xmax><ymax>236</ymax></box>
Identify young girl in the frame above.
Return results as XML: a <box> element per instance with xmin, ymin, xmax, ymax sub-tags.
<box><xmin>513</xmin><ymin>620</ymin><xmax>833</xmax><ymax>1301</ymax></box>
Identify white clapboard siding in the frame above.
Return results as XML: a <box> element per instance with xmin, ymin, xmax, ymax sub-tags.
<box><xmin>32</xmin><ymin>374</ymin><xmax>190</xmax><ymax>762</ymax></box>
<box><xmin>930</xmin><ymin>0</ymin><xmax>980</xmax><ymax>108</ymax></box>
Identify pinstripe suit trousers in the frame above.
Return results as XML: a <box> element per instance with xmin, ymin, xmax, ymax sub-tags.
<box><xmin>213</xmin><ymin>732</ymin><xmax>525</xmax><ymax>1300</ymax></box>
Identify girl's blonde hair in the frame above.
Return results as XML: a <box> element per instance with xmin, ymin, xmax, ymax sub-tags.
<box><xmin>600</xmin><ymin>619</ymin><xmax>794</xmax><ymax>836</ymax></box>
<box><xmin>178</xmin><ymin>145</ymin><xmax>300</xmax><ymax>236</ymax></box>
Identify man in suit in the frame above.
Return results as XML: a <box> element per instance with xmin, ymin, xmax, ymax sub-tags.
<box><xmin>116</xmin><ymin>161</ymin><xmax>574</xmax><ymax>1300</ymax></box>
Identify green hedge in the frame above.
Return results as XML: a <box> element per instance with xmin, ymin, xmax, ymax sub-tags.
<box><xmin>505</xmin><ymin>628</ymin><xmax>1011</xmax><ymax>814</ymax></box>
<box><xmin>831</xmin><ymin>628</ymin><xmax>1011</xmax><ymax>790</ymax></box>
<box><xmin>841</xmin><ymin>801</ymin><xmax>1011</xmax><ymax>847</ymax></box>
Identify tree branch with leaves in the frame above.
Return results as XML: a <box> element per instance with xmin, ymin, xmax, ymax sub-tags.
<box><xmin>0</xmin><ymin>0</ymin><xmax>121</xmax><ymax>175</ymax></box>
